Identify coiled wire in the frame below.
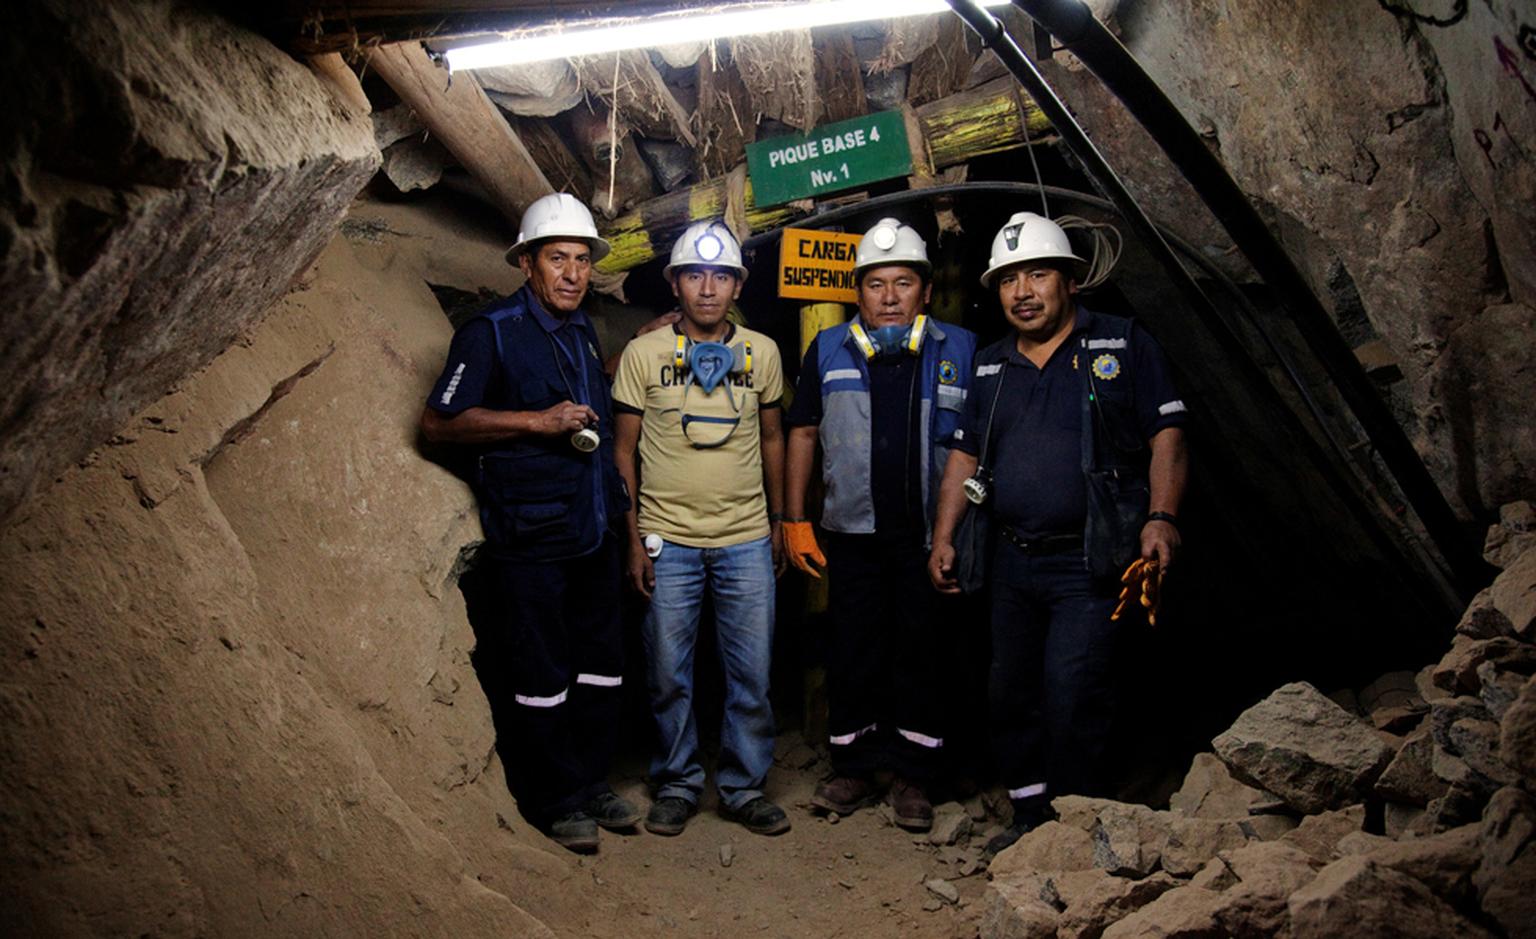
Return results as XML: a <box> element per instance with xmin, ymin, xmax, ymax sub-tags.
<box><xmin>1056</xmin><ymin>214</ymin><xmax>1123</xmax><ymax>291</ymax></box>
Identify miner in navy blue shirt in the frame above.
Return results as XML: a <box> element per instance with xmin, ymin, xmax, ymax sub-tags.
<box><xmin>927</xmin><ymin>212</ymin><xmax>1190</xmax><ymax>858</ymax></box>
<box><xmin>420</xmin><ymin>193</ymin><xmax>640</xmax><ymax>854</ymax></box>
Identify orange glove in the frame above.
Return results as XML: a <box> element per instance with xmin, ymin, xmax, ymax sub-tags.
<box><xmin>1112</xmin><ymin>558</ymin><xmax>1164</xmax><ymax>626</ymax></box>
<box><xmin>783</xmin><ymin>520</ymin><xmax>827</xmax><ymax>578</ymax></box>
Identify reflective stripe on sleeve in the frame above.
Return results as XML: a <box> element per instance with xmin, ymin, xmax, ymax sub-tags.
<box><xmin>513</xmin><ymin>688</ymin><xmax>569</xmax><ymax>708</ymax></box>
<box><xmin>1158</xmin><ymin>399</ymin><xmax>1187</xmax><ymax>416</ymax></box>
<box><xmin>829</xmin><ymin>723</ymin><xmax>877</xmax><ymax>746</ymax></box>
<box><xmin>897</xmin><ymin>728</ymin><xmax>944</xmax><ymax>749</ymax></box>
<box><xmin>576</xmin><ymin>673</ymin><xmax>623</xmax><ymax>687</ymax></box>
<box><xmin>1008</xmin><ymin>783</ymin><xmax>1047</xmax><ymax>799</ymax></box>
<box><xmin>439</xmin><ymin>362</ymin><xmax>467</xmax><ymax>405</ymax></box>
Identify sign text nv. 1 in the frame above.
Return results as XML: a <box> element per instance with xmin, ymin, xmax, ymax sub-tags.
<box><xmin>746</xmin><ymin>111</ymin><xmax>912</xmax><ymax>206</ymax></box>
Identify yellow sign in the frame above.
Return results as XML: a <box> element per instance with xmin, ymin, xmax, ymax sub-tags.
<box><xmin>778</xmin><ymin>227</ymin><xmax>862</xmax><ymax>303</ymax></box>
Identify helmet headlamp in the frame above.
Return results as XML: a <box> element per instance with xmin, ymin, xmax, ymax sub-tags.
<box><xmin>695</xmin><ymin>232</ymin><xmax>724</xmax><ymax>262</ymax></box>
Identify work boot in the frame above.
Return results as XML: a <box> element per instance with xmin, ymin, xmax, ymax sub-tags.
<box><xmin>586</xmin><ymin>790</ymin><xmax>642</xmax><ymax>831</ymax></box>
<box><xmin>644</xmin><ymin>796</ymin><xmax>696</xmax><ymax>836</ymax></box>
<box><xmin>723</xmin><ymin>796</ymin><xmax>791</xmax><ymax>835</ymax></box>
<box><xmin>888</xmin><ymin>778</ymin><xmax>933</xmax><ymax>832</ymax></box>
<box><xmin>546</xmin><ymin>812</ymin><xmax>600</xmax><ymax>854</ymax></box>
<box><xmin>810</xmin><ymin>775</ymin><xmax>878</xmax><ymax>816</ymax></box>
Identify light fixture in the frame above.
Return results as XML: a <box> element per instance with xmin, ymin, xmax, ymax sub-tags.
<box><xmin>442</xmin><ymin>0</ymin><xmax>1013</xmax><ymax>71</ymax></box>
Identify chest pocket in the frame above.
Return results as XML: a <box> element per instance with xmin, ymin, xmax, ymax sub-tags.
<box><xmin>1091</xmin><ymin>379</ymin><xmax>1143</xmax><ymax>458</ymax></box>
<box><xmin>517</xmin><ymin>375</ymin><xmax>569</xmax><ymax>411</ymax></box>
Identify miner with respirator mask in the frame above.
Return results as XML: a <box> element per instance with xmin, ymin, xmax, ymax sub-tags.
<box><xmin>782</xmin><ymin>217</ymin><xmax>977</xmax><ymax>833</ymax></box>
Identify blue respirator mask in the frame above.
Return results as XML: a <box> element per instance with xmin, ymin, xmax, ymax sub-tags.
<box><xmin>849</xmin><ymin>314</ymin><xmax>929</xmax><ymax>360</ymax></box>
<box><xmin>668</xmin><ymin>334</ymin><xmax>755</xmax><ymax>448</ymax></box>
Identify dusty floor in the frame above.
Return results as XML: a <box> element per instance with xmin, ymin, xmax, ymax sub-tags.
<box><xmin>570</xmin><ymin>734</ymin><xmax>1004</xmax><ymax>939</ymax></box>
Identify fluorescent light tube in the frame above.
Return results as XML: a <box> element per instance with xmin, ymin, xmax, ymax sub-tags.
<box><xmin>443</xmin><ymin>0</ymin><xmax>1012</xmax><ymax>71</ymax></box>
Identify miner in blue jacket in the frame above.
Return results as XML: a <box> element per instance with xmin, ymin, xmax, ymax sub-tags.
<box><xmin>783</xmin><ymin>218</ymin><xmax>977</xmax><ymax>833</ymax></box>
<box><xmin>421</xmin><ymin>193</ymin><xmax>639</xmax><ymax>854</ymax></box>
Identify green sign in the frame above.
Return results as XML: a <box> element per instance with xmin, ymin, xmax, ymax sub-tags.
<box><xmin>745</xmin><ymin>110</ymin><xmax>912</xmax><ymax>206</ymax></box>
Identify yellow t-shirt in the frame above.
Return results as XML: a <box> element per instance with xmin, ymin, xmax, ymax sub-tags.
<box><xmin>612</xmin><ymin>324</ymin><xmax>784</xmax><ymax>548</ymax></box>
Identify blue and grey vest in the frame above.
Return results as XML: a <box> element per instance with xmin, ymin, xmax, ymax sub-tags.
<box><xmin>814</xmin><ymin>316</ymin><xmax>976</xmax><ymax>537</ymax></box>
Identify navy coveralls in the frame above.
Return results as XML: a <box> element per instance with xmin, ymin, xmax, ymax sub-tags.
<box><xmin>426</xmin><ymin>286</ymin><xmax>629</xmax><ymax>827</ymax></box>
<box><xmin>953</xmin><ymin>306</ymin><xmax>1188</xmax><ymax>818</ymax></box>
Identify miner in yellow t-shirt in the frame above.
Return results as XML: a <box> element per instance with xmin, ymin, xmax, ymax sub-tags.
<box><xmin>612</xmin><ymin>220</ymin><xmax>788</xmax><ymax>838</ymax></box>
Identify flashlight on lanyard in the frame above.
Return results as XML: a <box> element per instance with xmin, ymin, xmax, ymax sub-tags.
<box><xmin>570</xmin><ymin>425</ymin><xmax>600</xmax><ymax>452</ymax></box>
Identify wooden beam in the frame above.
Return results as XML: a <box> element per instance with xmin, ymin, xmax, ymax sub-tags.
<box><xmin>306</xmin><ymin>52</ymin><xmax>371</xmax><ymax>115</ymax></box>
<box><xmin>597</xmin><ymin>177</ymin><xmax>801</xmax><ymax>274</ymax></box>
<box><xmin>813</xmin><ymin>33</ymin><xmax>868</xmax><ymax>125</ymax></box>
<box><xmin>508</xmin><ymin>115</ymin><xmax>593</xmax><ymax>203</ymax></box>
<box><xmin>597</xmin><ymin>76</ymin><xmax>1053</xmax><ymax>272</ymax></box>
<box><xmin>906</xmin><ymin>15</ymin><xmax>979</xmax><ymax>107</ymax></box>
<box><xmin>694</xmin><ymin>49</ymin><xmax>755</xmax><ymax>181</ymax></box>
<box><xmin>367</xmin><ymin>42</ymin><xmax>552</xmax><ymax>225</ymax></box>
<box><xmin>732</xmin><ymin>29</ymin><xmax>819</xmax><ymax>132</ymax></box>
<box><xmin>916</xmin><ymin>76</ymin><xmax>1050</xmax><ymax>169</ymax></box>
<box><xmin>573</xmin><ymin>52</ymin><xmax>697</xmax><ymax>148</ymax></box>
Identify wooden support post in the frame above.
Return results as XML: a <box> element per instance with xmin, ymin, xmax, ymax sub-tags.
<box><xmin>367</xmin><ymin>43</ymin><xmax>553</xmax><ymax>225</ymax></box>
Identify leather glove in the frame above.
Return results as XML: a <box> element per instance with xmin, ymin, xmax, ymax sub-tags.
<box><xmin>783</xmin><ymin>520</ymin><xmax>827</xmax><ymax>579</ymax></box>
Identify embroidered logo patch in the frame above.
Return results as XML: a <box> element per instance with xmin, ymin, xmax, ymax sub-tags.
<box><xmin>938</xmin><ymin>359</ymin><xmax>960</xmax><ymax>384</ymax></box>
<box><xmin>1091</xmin><ymin>353</ymin><xmax>1122</xmax><ymax>381</ymax></box>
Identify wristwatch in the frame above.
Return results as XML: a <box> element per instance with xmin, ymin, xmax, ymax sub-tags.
<box><xmin>1146</xmin><ymin>511</ymin><xmax>1178</xmax><ymax>528</ymax></box>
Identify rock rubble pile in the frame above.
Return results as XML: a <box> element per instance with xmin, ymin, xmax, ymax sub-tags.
<box><xmin>982</xmin><ymin>501</ymin><xmax>1536</xmax><ymax>938</ymax></box>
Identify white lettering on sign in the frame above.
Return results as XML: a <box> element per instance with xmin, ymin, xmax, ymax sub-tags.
<box><xmin>767</xmin><ymin>139</ymin><xmax>821</xmax><ymax>168</ymax></box>
<box><xmin>766</xmin><ymin>121</ymin><xmax>883</xmax><ymax>175</ymax></box>
<box><xmin>809</xmin><ymin>163</ymin><xmax>851</xmax><ymax>188</ymax></box>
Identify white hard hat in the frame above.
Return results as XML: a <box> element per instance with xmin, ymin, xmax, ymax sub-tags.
<box><xmin>664</xmin><ymin>219</ymin><xmax>748</xmax><ymax>280</ymax></box>
<box><xmin>854</xmin><ymin>217</ymin><xmax>930</xmax><ymax>277</ymax></box>
<box><xmin>505</xmin><ymin>192</ymin><xmax>611</xmax><ymax>265</ymax></box>
<box><xmin>981</xmin><ymin>211</ymin><xmax>1085</xmax><ymax>286</ymax></box>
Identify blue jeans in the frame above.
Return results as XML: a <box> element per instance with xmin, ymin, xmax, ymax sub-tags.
<box><xmin>642</xmin><ymin>535</ymin><xmax>776</xmax><ymax>810</ymax></box>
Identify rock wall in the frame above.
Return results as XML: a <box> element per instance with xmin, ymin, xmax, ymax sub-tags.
<box><xmin>1049</xmin><ymin>0</ymin><xmax>1536</xmax><ymax>516</ymax></box>
<box><xmin>0</xmin><ymin>0</ymin><xmax>381</xmax><ymax>523</ymax></box>
<box><xmin>0</xmin><ymin>194</ymin><xmax>659</xmax><ymax>937</ymax></box>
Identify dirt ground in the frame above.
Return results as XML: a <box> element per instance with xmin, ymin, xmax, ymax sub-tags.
<box><xmin>578</xmin><ymin>733</ymin><xmax>1005</xmax><ymax>939</ymax></box>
